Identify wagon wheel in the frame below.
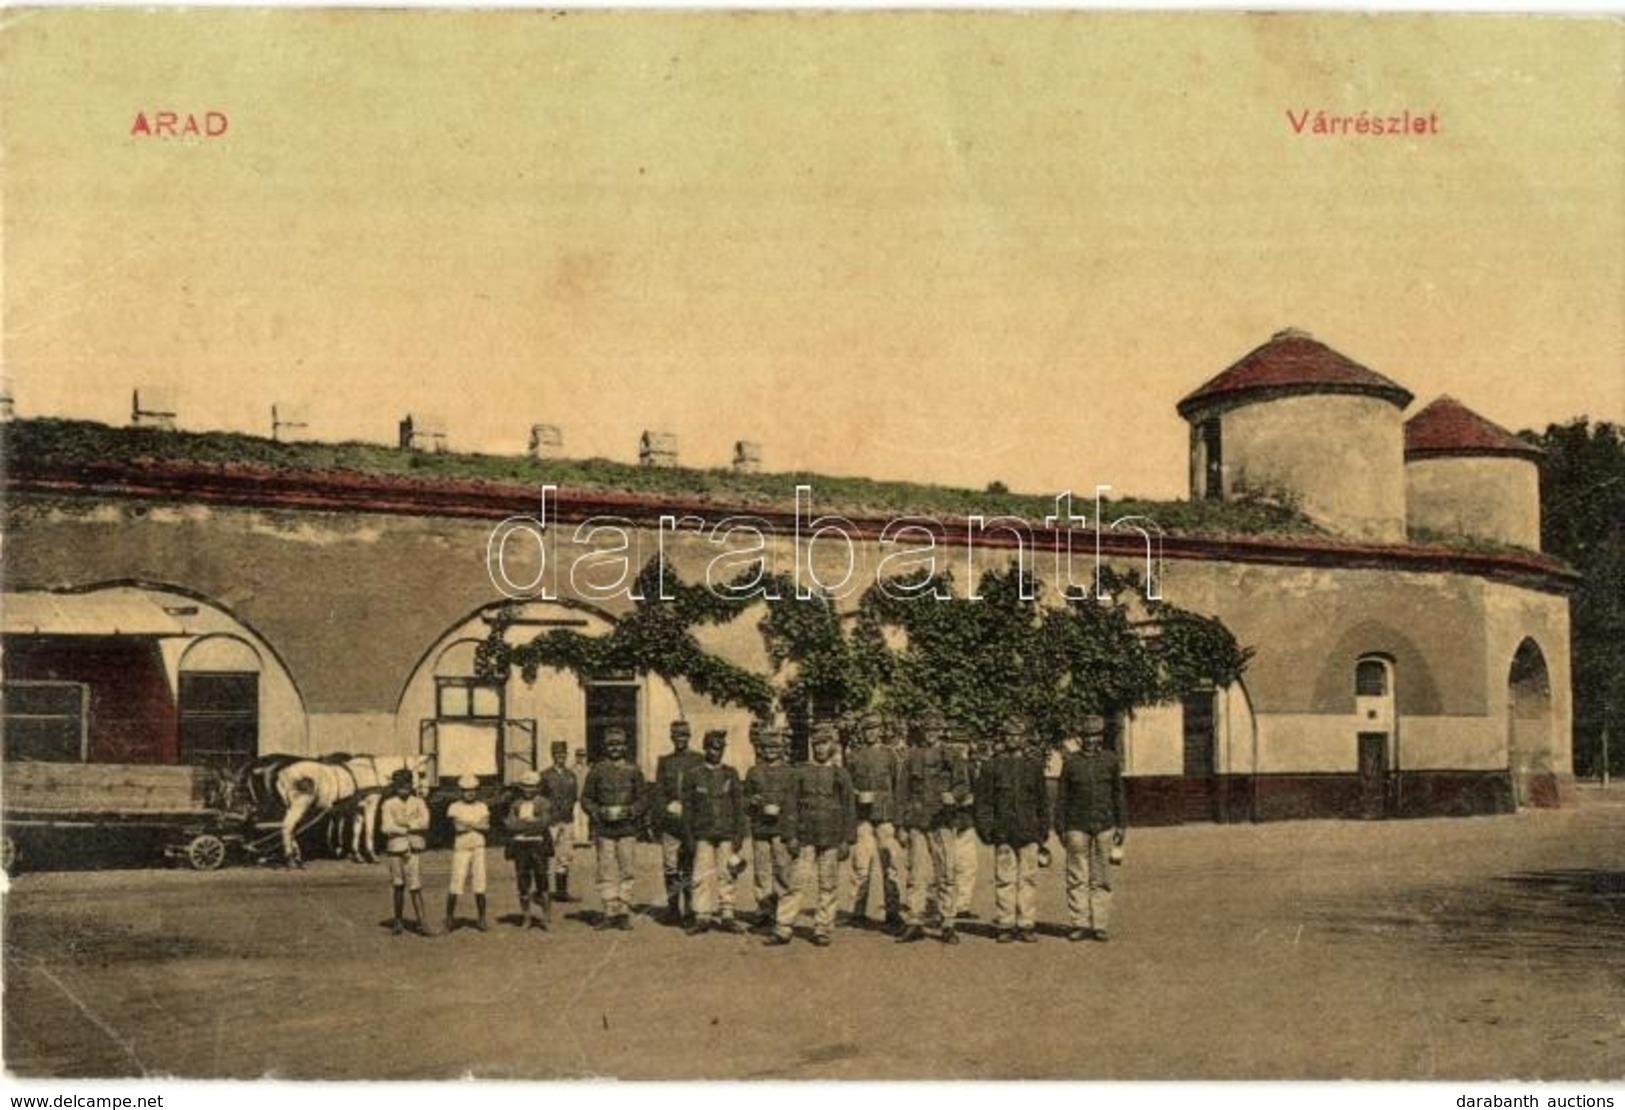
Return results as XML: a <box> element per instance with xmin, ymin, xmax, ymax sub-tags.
<box><xmin>184</xmin><ymin>833</ymin><xmax>228</xmax><ymax>872</ymax></box>
<box><xmin>1</xmin><ymin>836</ymin><xmax>16</xmax><ymax>875</ymax></box>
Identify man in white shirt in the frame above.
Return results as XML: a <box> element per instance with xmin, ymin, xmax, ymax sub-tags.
<box><xmin>445</xmin><ymin>774</ymin><xmax>492</xmax><ymax>933</ymax></box>
<box><xmin>378</xmin><ymin>768</ymin><xmax>433</xmax><ymax>936</ymax></box>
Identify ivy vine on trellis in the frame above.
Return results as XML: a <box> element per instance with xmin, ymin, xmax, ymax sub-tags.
<box><xmin>474</xmin><ymin>555</ymin><xmax>1253</xmax><ymax>747</ymax></box>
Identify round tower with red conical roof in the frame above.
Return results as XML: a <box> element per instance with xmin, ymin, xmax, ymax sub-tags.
<box><xmin>1177</xmin><ymin>329</ymin><xmax>1413</xmax><ymax>542</ymax></box>
<box><xmin>1404</xmin><ymin>396</ymin><xmax>1543</xmax><ymax>550</ymax></box>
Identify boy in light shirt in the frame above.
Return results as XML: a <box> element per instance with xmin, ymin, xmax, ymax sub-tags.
<box><xmin>445</xmin><ymin>774</ymin><xmax>492</xmax><ymax>933</ymax></box>
<box><xmin>378</xmin><ymin>768</ymin><xmax>434</xmax><ymax>936</ymax></box>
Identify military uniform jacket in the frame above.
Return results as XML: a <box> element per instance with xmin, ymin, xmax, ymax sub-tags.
<box><xmin>744</xmin><ymin>761</ymin><xmax>798</xmax><ymax>840</ymax></box>
<box><xmin>896</xmin><ymin>744</ymin><xmax>971</xmax><ymax>830</ymax></box>
<box><xmin>582</xmin><ymin>759</ymin><xmax>646</xmax><ymax>839</ymax></box>
<box><xmin>847</xmin><ymin>745</ymin><xmax>900</xmax><ymax>824</ymax></box>
<box><xmin>974</xmin><ymin>752</ymin><xmax>1051</xmax><ymax>847</ymax></box>
<box><xmin>682</xmin><ymin>762</ymin><xmax>747</xmax><ymax>846</ymax></box>
<box><xmin>1054</xmin><ymin>749</ymin><xmax>1127</xmax><ymax>835</ymax></box>
<box><xmin>792</xmin><ymin>762</ymin><xmax>856</xmax><ymax>849</ymax></box>
<box><xmin>652</xmin><ymin>749</ymin><xmax>706</xmax><ymax>837</ymax></box>
<box><xmin>540</xmin><ymin>766</ymin><xmax>578</xmax><ymax>822</ymax></box>
<box><xmin>506</xmin><ymin>795</ymin><xmax>554</xmax><ymax>842</ymax></box>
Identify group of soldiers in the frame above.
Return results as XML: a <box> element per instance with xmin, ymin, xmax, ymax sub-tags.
<box><xmin>377</xmin><ymin>711</ymin><xmax>1128</xmax><ymax>947</ymax></box>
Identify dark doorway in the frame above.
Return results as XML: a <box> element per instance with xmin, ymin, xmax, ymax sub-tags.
<box><xmin>178</xmin><ymin>672</ymin><xmax>259</xmax><ymax>773</ymax></box>
<box><xmin>1181</xmin><ymin>691</ymin><xmax>1220</xmax><ymax>822</ymax></box>
<box><xmin>585</xmin><ymin>683</ymin><xmax>639</xmax><ymax>764</ymax></box>
<box><xmin>1358</xmin><ymin>732</ymin><xmax>1388</xmax><ymax>819</ymax></box>
<box><xmin>1183</xmin><ymin>693</ymin><xmax>1217</xmax><ymax>776</ymax></box>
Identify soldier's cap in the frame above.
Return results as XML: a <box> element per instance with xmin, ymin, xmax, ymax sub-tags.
<box><xmin>456</xmin><ymin>774</ymin><xmax>480</xmax><ymax>790</ymax></box>
<box><xmin>550</xmin><ymin>741</ymin><xmax>568</xmax><ymax>755</ymax></box>
<box><xmin>921</xmin><ymin>708</ymin><xmax>948</xmax><ymax>731</ymax></box>
<box><xmin>518</xmin><ymin>770</ymin><xmax>542</xmax><ymax>787</ymax></box>
<box><xmin>1081</xmin><ymin>714</ymin><xmax>1108</xmax><ymax>736</ymax></box>
<box><xmin>390</xmin><ymin>768</ymin><xmax>414</xmax><ymax>787</ymax></box>
<box><xmin>1002</xmin><ymin>718</ymin><xmax>1030</xmax><ymax>738</ymax></box>
<box><xmin>604</xmin><ymin>726</ymin><xmax>627</xmax><ymax>742</ymax></box>
<box><xmin>703</xmin><ymin>729</ymin><xmax>728</xmax><ymax>749</ymax></box>
<box><xmin>670</xmin><ymin>719</ymin><xmax>692</xmax><ymax>737</ymax></box>
<box><xmin>811</xmin><ymin>722</ymin><xmax>839</xmax><ymax>744</ymax></box>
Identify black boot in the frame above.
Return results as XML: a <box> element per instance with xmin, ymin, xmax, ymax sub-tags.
<box><xmin>554</xmin><ymin>872</ymin><xmax>574</xmax><ymax>903</ymax></box>
<box><xmin>664</xmin><ymin>871</ymin><xmax>682</xmax><ymax>925</ymax></box>
<box><xmin>475</xmin><ymin>894</ymin><xmax>489</xmax><ymax>932</ymax></box>
<box><xmin>444</xmin><ymin>895</ymin><xmax>457</xmax><ymax>934</ymax></box>
<box><xmin>391</xmin><ymin>888</ymin><xmax>406</xmax><ymax>935</ymax></box>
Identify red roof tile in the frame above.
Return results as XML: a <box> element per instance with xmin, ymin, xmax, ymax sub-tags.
<box><xmin>1405</xmin><ymin>396</ymin><xmax>1542</xmax><ymax>460</ymax></box>
<box><xmin>1177</xmin><ymin>329</ymin><xmax>1414</xmax><ymax>419</ymax></box>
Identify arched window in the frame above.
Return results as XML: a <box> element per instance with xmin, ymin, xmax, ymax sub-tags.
<box><xmin>1355</xmin><ymin>657</ymin><xmax>1390</xmax><ymax>698</ymax></box>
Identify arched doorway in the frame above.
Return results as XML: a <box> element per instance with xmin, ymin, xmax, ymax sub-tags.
<box><xmin>177</xmin><ymin>635</ymin><xmax>262</xmax><ymax>773</ymax></box>
<box><xmin>395</xmin><ymin>600</ymin><xmax>686</xmax><ymax>785</ymax></box>
<box><xmin>1508</xmin><ymin>638</ymin><xmax>1555</xmax><ymax>807</ymax></box>
<box><xmin>1355</xmin><ymin>655</ymin><xmax>1396</xmax><ymax>818</ymax></box>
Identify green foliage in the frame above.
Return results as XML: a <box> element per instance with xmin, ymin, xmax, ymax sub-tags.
<box><xmin>475</xmin><ymin>556</ymin><xmax>775</xmax><ymax>717</ymax></box>
<box><xmin>1523</xmin><ymin>419</ymin><xmax>1625</xmax><ymax>777</ymax></box>
<box><xmin>474</xmin><ymin>554</ymin><xmax>1253</xmax><ymax>750</ymax></box>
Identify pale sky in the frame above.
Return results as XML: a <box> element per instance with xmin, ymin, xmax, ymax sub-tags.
<box><xmin>3</xmin><ymin>11</ymin><xmax>1621</xmax><ymax>499</ymax></box>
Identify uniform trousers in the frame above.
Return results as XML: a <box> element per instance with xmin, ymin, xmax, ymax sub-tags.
<box><xmin>1064</xmin><ymin>829</ymin><xmax>1115</xmax><ymax>931</ymax></box>
<box><xmin>902</xmin><ymin>826</ymin><xmax>957</xmax><ymax>927</ymax></box>
<box><xmin>954</xmin><ymin>826</ymin><xmax>979</xmax><ymax>915</ymax></box>
<box><xmin>992</xmin><ymin>843</ymin><xmax>1040</xmax><ymax>931</ymax></box>
<box><xmin>797</xmin><ymin>846</ymin><xmax>842</xmax><ymax>938</ymax></box>
<box><xmin>850</xmin><ymin>818</ymin><xmax>902</xmax><ymax>920</ymax></box>
<box><xmin>691</xmin><ymin>839</ymin><xmax>739</xmax><ymax>921</ymax></box>
<box><xmin>549</xmin><ymin>822</ymin><xmax>574</xmax><ymax>874</ymax></box>
<box><xmin>661</xmin><ymin>832</ymin><xmax>694</xmax><ymax>894</ymax></box>
<box><xmin>595</xmin><ymin>835</ymin><xmax>638</xmax><ymax>918</ymax></box>
<box><xmin>752</xmin><ymin>836</ymin><xmax>798</xmax><ymax>926</ymax></box>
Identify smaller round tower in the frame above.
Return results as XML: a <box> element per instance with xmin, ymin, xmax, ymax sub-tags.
<box><xmin>1177</xmin><ymin>329</ymin><xmax>1413</xmax><ymax>542</ymax></box>
<box><xmin>1404</xmin><ymin>396</ymin><xmax>1543</xmax><ymax>551</ymax></box>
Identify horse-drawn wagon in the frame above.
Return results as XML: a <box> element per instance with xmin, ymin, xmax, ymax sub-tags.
<box><xmin>0</xmin><ymin>760</ymin><xmax>249</xmax><ymax>873</ymax></box>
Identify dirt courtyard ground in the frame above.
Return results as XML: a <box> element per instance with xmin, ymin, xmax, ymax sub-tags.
<box><xmin>4</xmin><ymin>792</ymin><xmax>1623</xmax><ymax>1080</ymax></box>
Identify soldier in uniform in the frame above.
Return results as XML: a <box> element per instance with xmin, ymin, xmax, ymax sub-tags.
<box><xmin>651</xmin><ymin>719</ymin><xmax>705</xmax><ymax>926</ymax></box>
<box><xmin>975</xmin><ymin>719</ymin><xmax>1051</xmax><ymax>943</ymax></box>
<box><xmin>682</xmin><ymin>728</ymin><xmax>748</xmax><ymax>935</ymax></box>
<box><xmin>1055</xmin><ymin>714</ymin><xmax>1128</xmax><ymax>942</ymax></box>
<box><xmin>947</xmin><ymin>723</ymin><xmax>982</xmax><ymax>922</ymax></box>
<box><xmin>505</xmin><ymin>770</ymin><xmax>554</xmax><ymax>930</ymax></box>
<box><xmin>541</xmin><ymin>741</ymin><xmax>580</xmax><ymax>904</ymax></box>
<box><xmin>894</xmin><ymin>708</ymin><xmax>971</xmax><ymax>944</ymax></box>
<box><xmin>846</xmin><ymin>712</ymin><xmax>904</xmax><ymax>932</ymax></box>
<box><xmin>744</xmin><ymin>723</ymin><xmax>799</xmax><ymax>935</ymax></box>
<box><xmin>571</xmin><ymin>747</ymin><xmax>590</xmax><ymax>843</ymax></box>
<box><xmin>771</xmin><ymin>723</ymin><xmax>856</xmax><ymax>947</ymax></box>
<box><xmin>378</xmin><ymin>768</ymin><xmax>434</xmax><ymax>936</ymax></box>
<box><xmin>581</xmin><ymin>726</ymin><xmax>646</xmax><ymax>931</ymax></box>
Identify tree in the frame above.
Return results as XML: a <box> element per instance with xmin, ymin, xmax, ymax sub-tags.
<box><xmin>1523</xmin><ymin>419</ymin><xmax>1625</xmax><ymax>778</ymax></box>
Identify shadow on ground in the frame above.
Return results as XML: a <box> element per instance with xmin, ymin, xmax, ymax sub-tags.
<box><xmin>1313</xmin><ymin>868</ymin><xmax>1625</xmax><ymax>973</ymax></box>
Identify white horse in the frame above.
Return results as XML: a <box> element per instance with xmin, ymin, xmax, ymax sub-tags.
<box><xmin>245</xmin><ymin>754</ymin><xmax>430</xmax><ymax>867</ymax></box>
